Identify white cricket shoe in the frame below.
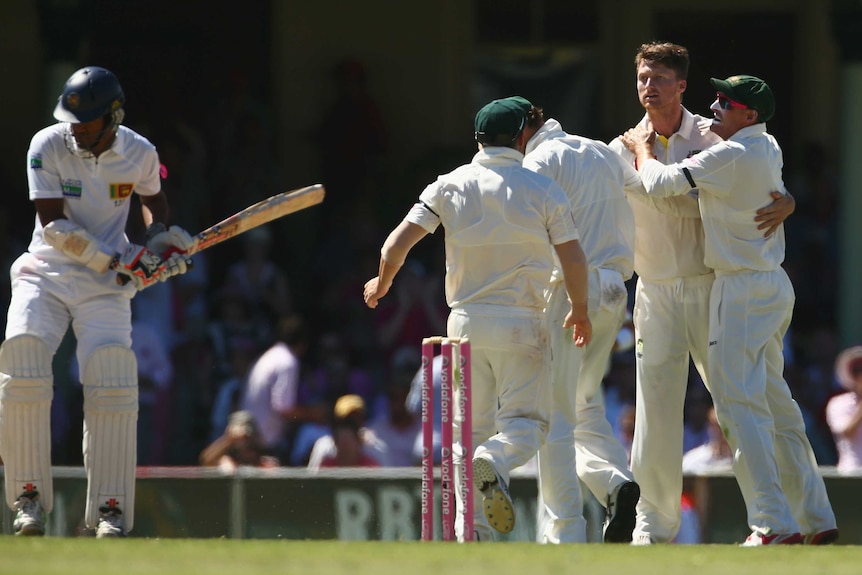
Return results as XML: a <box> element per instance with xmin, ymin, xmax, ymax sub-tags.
<box><xmin>13</xmin><ymin>492</ymin><xmax>46</xmax><ymax>536</ymax></box>
<box><xmin>96</xmin><ymin>507</ymin><xmax>127</xmax><ymax>538</ymax></box>
<box><xmin>473</xmin><ymin>457</ymin><xmax>514</xmax><ymax>534</ymax></box>
<box><xmin>631</xmin><ymin>533</ymin><xmax>654</xmax><ymax>546</ymax></box>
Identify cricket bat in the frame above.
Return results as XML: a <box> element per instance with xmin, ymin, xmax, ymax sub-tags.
<box><xmin>117</xmin><ymin>184</ymin><xmax>325</xmax><ymax>284</ymax></box>
<box><xmin>184</xmin><ymin>183</ymin><xmax>325</xmax><ymax>255</ymax></box>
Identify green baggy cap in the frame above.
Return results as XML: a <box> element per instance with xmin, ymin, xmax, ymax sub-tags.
<box><xmin>710</xmin><ymin>74</ymin><xmax>775</xmax><ymax>122</ymax></box>
<box><xmin>474</xmin><ymin>99</ymin><xmax>526</xmax><ymax>143</ymax></box>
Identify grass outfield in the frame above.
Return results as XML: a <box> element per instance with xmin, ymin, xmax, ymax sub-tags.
<box><xmin>0</xmin><ymin>539</ymin><xmax>860</xmax><ymax>575</ymax></box>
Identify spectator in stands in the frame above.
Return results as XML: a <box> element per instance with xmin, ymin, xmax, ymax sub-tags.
<box><xmin>241</xmin><ymin>314</ymin><xmax>323</xmax><ymax>462</ymax></box>
<box><xmin>290</xmin><ymin>331</ymin><xmax>378</xmax><ymax>464</ymax></box>
<box><xmin>307</xmin><ymin>394</ymin><xmax>388</xmax><ymax>470</ymax></box>
<box><xmin>208</xmin><ymin>335</ymin><xmax>260</xmax><ymax>442</ymax></box>
<box><xmin>318</xmin><ymin>417</ymin><xmax>382</xmax><ymax>468</ymax></box>
<box><xmin>826</xmin><ymin>346</ymin><xmax>862</xmax><ymax>471</ymax></box>
<box><xmin>199</xmin><ymin>410</ymin><xmax>279</xmax><ymax>471</ymax></box>
<box><xmin>369</xmin><ymin>346</ymin><xmax>423</xmax><ymax>466</ymax></box>
<box><xmin>682</xmin><ymin>405</ymin><xmax>733</xmax><ymax>475</ymax></box>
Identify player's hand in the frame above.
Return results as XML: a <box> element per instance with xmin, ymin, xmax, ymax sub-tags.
<box><xmin>363</xmin><ymin>276</ymin><xmax>391</xmax><ymax>309</ymax></box>
<box><xmin>146</xmin><ymin>223</ymin><xmax>195</xmax><ymax>280</ymax></box>
<box><xmin>147</xmin><ymin>223</ymin><xmax>195</xmax><ymax>254</ymax></box>
<box><xmin>696</xmin><ymin>117</ymin><xmax>713</xmax><ymax>136</ymax></box>
<box><xmin>112</xmin><ymin>244</ymin><xmax>166</xmax><ymax>290</ymax></box>
<box><xmin>620</xmin><ymin>122</ymin><xmax>655</xmax><ymax>154</ymax></box>
<box><xmin>755</xmin><ymin>191</ymin><xmax>795</xmax><ymax>237</ymax></box>
<box><xmin>562</xmin><ymin>303</ymin><xmax>592</xmax><ymax>347</ymax></box>
<box><xmin>146</xmin><ymin>223</ymin><xmax>196</xmax><ymax>254</ymax></box>
<box><xmin>160</xmin><ymin>252</ymin><xmax>194</xmax><ymax>280</ymax></box>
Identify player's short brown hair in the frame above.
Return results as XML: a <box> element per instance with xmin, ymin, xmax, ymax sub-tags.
<box><xmin>524</xmin><ymin>104</ymin><xmax>545</xmax><ymax>131</ymax></box>
<box><xmin>635</xmin><ymin>42</ymin><xmax>690</xmax><ymax>80</ymax></box>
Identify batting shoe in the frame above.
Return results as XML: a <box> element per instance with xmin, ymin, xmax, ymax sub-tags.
<box><xmin>740</xmin><ymin>530</ymin><xmax>803</xmax><ymax>546</ymax></box>
<box><xmin>804</xmin><ymin>528</ymin><xmax>839</xmax><ymax>545</ymax></box>
<box><xmin>13</xmin><ymin>491</ymin><xmax>46</xmax><ymax>536</ymax></box>
<box><xmin>96</xmin><ymin>507</ymin><xmax>127</xmax><ymax>538</ymax></box>
<box><xmin>631</xmin><ymin>533</ymin><xmax>654</xmax><ymax>546</ymax></box>
<box><xmin>604</xmin><ymin>481</ymin><xmax>640</xmax><ymax>543</ymax></box>
<box><xmin>473</xmin><ymin>457</ymin><xmax>514</xmax><ymax>534</ymax></box>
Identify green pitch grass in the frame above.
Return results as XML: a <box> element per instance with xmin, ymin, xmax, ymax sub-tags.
<box><xmin>0</xmin><ymin>539</ymin><xmax>860</xmax><ymax>575</ymax></box>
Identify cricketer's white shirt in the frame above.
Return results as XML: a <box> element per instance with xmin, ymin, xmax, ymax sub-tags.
<box><xmin>523</xmin><ymin>118</ymin><xmax>635</xmax><ymax>282</ymax></box>
<box><xmin>609</xmin><ymin>108</ymin><xmax>720</xmax><ymax>280</ymax></box>
<box><xmin>26</xmin><ymin>124</ymin><xmax>161</xmax><ymax>266</ymax></box>
<box><xmin>406</xmin><ymin>146</ymin><xmax>579</xmax><ymax>313</ymax></box>
<box><xmin>638</xmin><ymin>123</ymin><xmax>787</xmax><ymax>273</ymax></box>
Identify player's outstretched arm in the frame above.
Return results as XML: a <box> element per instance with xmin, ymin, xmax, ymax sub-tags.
<box><xmin>364</xmin><ymin>220</ymin><xmax>428</xmax><ymax>309</ymax></box>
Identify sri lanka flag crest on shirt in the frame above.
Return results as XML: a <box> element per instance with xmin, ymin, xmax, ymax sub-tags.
<box><xmin>110</xmin><ymin>183</ymin><xmax>134</xmax><ymax>199</ymax></box>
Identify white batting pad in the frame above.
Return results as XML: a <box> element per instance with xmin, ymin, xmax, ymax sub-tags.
<box><xmin>82</xmin><ymin>345</ymin><xmax>138</xmax><ymax>531</ymax></box>
<box><xmin>0</xmin><ymin>335</ymin><xmax>54</xmax><ymax>512</ymax></box>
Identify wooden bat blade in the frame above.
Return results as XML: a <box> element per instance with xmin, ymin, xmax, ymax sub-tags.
<box><xmin>189</xmin><ymin>184</ymin><xmax>325</xmax><ymax>254</ymax></box>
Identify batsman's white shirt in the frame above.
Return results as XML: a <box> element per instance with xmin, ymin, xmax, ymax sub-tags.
<box><xmin>27</xmin><ymin>124</ymin><xmax>160</xmax><ymax>267</ymax></box>
<box><xmin>406</xmin><ymin>146</ymin><xmax>579</xmax><ymax>541</ymax></box>
<box><xmin>523</xmin><ymin>120</ymin><xmax>636</xmax><ymax>543</ymax></box>
<box><xmin>7</xmin><ymin>124</ymin><xmax>161</xmax><ymax>364</ymax></box>
<box><xmin>638</xmin><ymin>122</ymin><xmax>836</xmax><ymax>536</ymax></box>
<box><xmin>609</xmin><ymin>107</ymin><xmax>720</xmax><ymax>543</ymax></box>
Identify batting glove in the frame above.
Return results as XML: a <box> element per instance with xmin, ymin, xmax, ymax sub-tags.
<box><xmin>112</xmin><ymin>244</ymin><xmax>166</xmax><ymax>290</ymax></box>
<box><xmin>146</xmin><ymin>223</ymin><xmax>195</xmax><ymax>280</ymax></box>
<box><xmin>160</xmin><ymin>252</ymin><xmax>193</xmax><ymax>281</ymax></box>
<box><xmin>146</xmin><ymin>223</ymin><xmax>196</xmax><ymax>256</ymax></box>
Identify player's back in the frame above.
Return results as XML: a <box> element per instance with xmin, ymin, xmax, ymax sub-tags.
<box><xmin>525</xmin><ymin>125</ymin><xmax>633</xmax><ymax>278</ymax></box>
<box><xmin>420</xmin><ymin>148</ymin><xmax>576</xmax><ymax>312</ymax></box>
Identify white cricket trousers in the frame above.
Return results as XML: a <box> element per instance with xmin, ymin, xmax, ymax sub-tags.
<box><xmin>630</xmin><ymin>273</ymin><xmax>712</xmax><ymax>543</ymax></box>
<box><xmin>448</xmin><ymin>307</ymin><xmax>551</xmax><ymax>542</ymax></box>
<box><xmin>5</xmin><ymin>254</ymin><xmax>134</xmax><ymax>365</ymax></box>
<box><xmin>1</xmin><ymin>254</ymin><xmax>134</xmax><ymax>522</ymax></box>
<box><xmin>708</xmin><ymin>268</ymin><xmax>835</xmax><ymax>535</ymax></box>
<box><xmin>536</xmin><ymin>269</ymin><xmax>631</xmax><ymax>543</ymax></box>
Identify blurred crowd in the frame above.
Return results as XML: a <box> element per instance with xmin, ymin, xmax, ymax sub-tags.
<box><xmin>0</xmin><ymin>58</ymin><xmax>857</xmax><ymax>473</ymax></box>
